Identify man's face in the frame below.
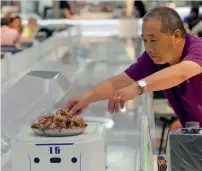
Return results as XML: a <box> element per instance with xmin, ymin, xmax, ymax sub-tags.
<box><xmin>142</xmin><ymin>19</ymin><xmax>179</xmax><ymax>65</ymax></box>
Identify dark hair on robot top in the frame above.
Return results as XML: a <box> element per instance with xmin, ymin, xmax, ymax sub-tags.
<box><xmin>143</xmin><ymin>7</ymin><xmax>187</xmax><ymax>38</ymax></box>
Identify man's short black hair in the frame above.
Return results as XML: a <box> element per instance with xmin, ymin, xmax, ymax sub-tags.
<box><xmin>143</xmin><ymin>7</ymin><xmax>187</xmax><ymax>38</ymax></box>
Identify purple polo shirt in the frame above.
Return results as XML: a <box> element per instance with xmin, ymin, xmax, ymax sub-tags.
<box><xmin>125</xmin><ymin>34</ymin><xmax>202</xmax><ymax>127</ymax></box>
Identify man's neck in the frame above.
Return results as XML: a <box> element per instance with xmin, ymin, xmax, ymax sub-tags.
<box><xmin>168</xmin><ymin>39</ymin><xmax>186</xmax><ymax>65</ymax></box>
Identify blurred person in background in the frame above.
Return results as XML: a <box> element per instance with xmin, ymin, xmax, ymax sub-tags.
<box><xmin>21</xmin><ymin>18</ymin><xmax>37</xmax><ymax>41</ymax></box>
<box><xmin>59</xmin><ymin>1</ymin><xmax>72</xmax><ymax>19</ymax></box>
<box><xmin>42</xmin><ymin>0</ymin><xmax>53</xmax><ymax>19</ymax></box>
<box><xmin>43</xmin><ymin>1</ymin><xmax>72</xmax><ymax>19</ymax></box>
<box><xmin>133</xmin><ymin>0</ymin><xmax>147</xmax><ymax>18</ymax></box>
<box><xmin>10</xmin><ymin>16</ymin><xmax>22</xmax><ymax>34</ymax></box>
<box><xmin>191</xmin><ymin>15</ymin><xmax>202</xmax><ymax>37</ymax></box>
<box><xmin>183</xmin><ymin>7</ymin><xmax>200</xmax><ymax>33</ymax></box>
<box><xmin>0</xmin><ymin>17</ymin><xmax>21</xmax><ymax>48</ymax></box>
<box><xmin>1</xmin><ymin>0</ymin><xmax>20</xmax><ymax>17</ymax></box>
<box><xmin>66</xmin><ymin>7</ymin><xmax>202</xmax><ymax>131</ymax></box>
<box><xmin>1</xmin><ymin>12</ymin><xmax>12</xmax><ymax>26</ymax></box>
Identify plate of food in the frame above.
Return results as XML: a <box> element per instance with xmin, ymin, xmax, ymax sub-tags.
<box><xmin>31</xmin><ymin>109</ymin><xmax>87</xmax><ymax>137</ymax></box>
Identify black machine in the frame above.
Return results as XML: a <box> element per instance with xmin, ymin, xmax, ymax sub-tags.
<box><xmin>168</xmin><ymin>128</ymin><xmax>202</xmax><ymax>171</ymax></box>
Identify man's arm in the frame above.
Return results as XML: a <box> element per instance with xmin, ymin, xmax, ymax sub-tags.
<box><xmin>66</xmin><ymin>51</ymin><xmax>154</xmax><ymax>115</ymax></box>
<box><xmin>107</xmin><ymin>60</ymin><xmax>202</xmax><ymax>113</ymax></box>
<box><xmin>140</xmin><ymin>61</ymin><xmax>202</xmax><ymax>92</ymax></box>
<box><xmin>66</xmin><ymin>73</ymin><xmax>134</xmax><ymax>114</ymax></box>
<box><xmin>84</xmin><ymin>51</ymin><xmax>155</xmax><ymax>103</ymax></box>
<box><xmin>83</xmin><ymin>72</ymin><xmax>135</xmax><ymax>103</ymax></box>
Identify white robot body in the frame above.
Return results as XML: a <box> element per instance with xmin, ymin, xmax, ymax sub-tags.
<box><xmin>12</xmin><ymin>123</ymin><xmax>107</xmax><ymax>171</ymax></box>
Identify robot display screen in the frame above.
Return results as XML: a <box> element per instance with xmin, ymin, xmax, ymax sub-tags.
<box><xmin>28</xmin><ymin>143</ymin><xmax>82</xmax><ymax>171</ymax></box>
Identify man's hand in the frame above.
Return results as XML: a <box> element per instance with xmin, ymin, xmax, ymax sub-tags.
<box><xmin>65</xmin><ymin>73</ymin><xmax>135</xmax><ymax>115</ymax></box>
<box><xmin>66</xmin><ymin>95</ymin><xmax>89</xmax><ymax>115</ymax></box>
<box><xmin>108</xmin><ymin>84</ymin><xmax>141</xmax><ymax>113</ymax></box>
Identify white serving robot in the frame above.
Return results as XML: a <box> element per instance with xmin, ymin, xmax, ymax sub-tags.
<box><xmin>12</xmin><ymin>123</ymin><xmax>107</xmax><ymax>171</ymax></box>
<box><xmin>1</xmin><ymin>71</ymin><xmax>107</xmax><ymax>171</ymax></box>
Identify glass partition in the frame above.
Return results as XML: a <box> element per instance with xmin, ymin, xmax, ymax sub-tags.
<box><xmin>53</xmin><ymin>36</ymin><xmax>154</xmax><ymax>171</ymax></box>
<box><xmin>1</xmin><ymin>71</ymin><xmax>71</xmax><ymax>169</ymax></box>
<box><xmin>1</xmin><ymin>28</ymin><xmax>158</xmax><ymax>171</ymax></box>
<box><xmin>1</xmin><ymin>26</ymin><xmax>156</xmax><ymax>171</ymax></box>
<box><xmin>1</xmin><ymin>25</ymin><xmax>81</xmax><ymax>94</ymax></box>
<box><xmin>140</xmin><ymin>93</ymin><xmax>157</xmax><ymax>155</ymax></box>
<box><xmin>2</xmin><ymin>2</ymin><xmax>200</xmax><ymax>171</ymax></box>
<box><xmin>2</xmin><ymin>71</ymin><xmax>71</xmax><ymax>137</ymax></box>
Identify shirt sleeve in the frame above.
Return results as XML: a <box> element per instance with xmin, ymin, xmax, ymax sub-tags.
<box><xmin>124</xmin><ymin>51</ymin><xmax>155</xmax><ymax>81</ymax></box>
<box><xmin>183</xmin><ymin>16</ymin><xmax>189</xmax><ymax>23</ymax></box>
<box><xmin>182</xmin><ymin>39</ymin><xmax>202</xmax><ymax>67</ymax></box>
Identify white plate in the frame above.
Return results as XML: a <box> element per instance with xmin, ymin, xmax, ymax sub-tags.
<box><xmin>31</xmin><ymin>108</ymin><xmax>87</xmax><ymax>137</ymax></box>
<box><xmin>32</xmin><ymin>127</ymin><xmax>87</xmax><ymax>137</ymax></box>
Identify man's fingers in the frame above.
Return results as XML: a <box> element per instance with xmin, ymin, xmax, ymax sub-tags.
<box><xmin>108</xmin><ymin>92</ymin><xmax>124</xmax><ymax>113</ymax></box>
<box><xmin>108</xmin><ymin>93</ymin><xmax>117</xmax><ymax>113</ymax></box>
<box><xmin>115</xmin><ymin>93</ymin><xmax>124</xmax><ymax>112</ymax></box>
<box><xmin>114</xmin><ymin>100</ymin><xmax>120</xmax><ymax>113</ymax></box>
<box><xmin>108</xmin><ymin>98</ymin><xmax>115</xmax><ymax>113</ymax></box>
<box><xmin>120</xmin><ymin>95</ymin><xmax>127</xmax><ymax>109</ymax></box>
<box><xmin>75</xmin><ymin>109</ymin><xmax>83</xmax><ymax>115</ymax></box>
<box><xmin>120</xmin><ymin>100</ymin><xmax>125</xmax><ymax>109</ymax></box>
<box><xmin>75</xmin><ymin>106</ymin><xmax>88</xmax><ymax>115</ymax></box>
<box><xmin>69</xmin><ymin>103</ymin><xmax>81</xmax><ymax>115</ymax></box>
<box><xmin>66</xmin><ymin>100</ymin><xmax>77</xmax><ymax>112</ymax></box>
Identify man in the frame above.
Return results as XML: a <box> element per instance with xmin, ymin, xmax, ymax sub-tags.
<box><xmin>66</xmin><ymin>7</ymin><xmax>202</xmax><ymax>128</ymax></box>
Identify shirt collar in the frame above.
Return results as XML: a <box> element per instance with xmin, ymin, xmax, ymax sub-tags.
<box><xmin>181</xmin><ymin>33</ymin><xmax>192</xmax><ymax>59</ymax></box>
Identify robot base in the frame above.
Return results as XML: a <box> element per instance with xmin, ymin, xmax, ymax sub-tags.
<box><xmin>12</xmin><ymin>123</ymin><xmax>106</xmax><ymax>171</ymax></box>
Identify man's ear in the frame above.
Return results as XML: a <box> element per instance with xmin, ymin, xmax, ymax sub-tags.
<box><xmin>173</xmin><ymin>29</ymin><xmax>182</xmax><ymax>44</ymax></box>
